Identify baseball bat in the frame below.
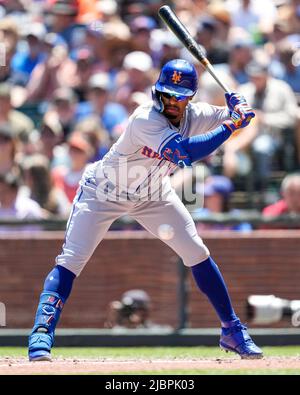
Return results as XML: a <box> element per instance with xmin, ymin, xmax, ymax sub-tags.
<box><xmin>158</xmin><ymin>5</ymin><xmax>231</xmax><ymax>93</ymax></box>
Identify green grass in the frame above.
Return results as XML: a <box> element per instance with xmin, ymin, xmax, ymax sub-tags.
<box><xmin>1</xmin><ymin>347</ymin><xmax>300</xmax><ymax>375</ymax></box>
<box><xmin>1</xmin><ymin>346</ymin><xmax>300</xmax><ymax>359</ymax></box>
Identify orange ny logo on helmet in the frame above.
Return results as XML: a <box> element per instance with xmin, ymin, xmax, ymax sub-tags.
<box><xmin>172</xmin><ymin>71</ymin><xmax>182</xmax><ymax>84</ymax></box>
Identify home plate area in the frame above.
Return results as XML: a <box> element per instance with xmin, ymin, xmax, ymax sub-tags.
<box><xmin>1</xmin><ymin>356</ymin><xmax>300</xmax><ymax>374</ymax></box>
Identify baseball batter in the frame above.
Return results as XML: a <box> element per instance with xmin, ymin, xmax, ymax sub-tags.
<box><xmin>28</xmin><ymin>59</ymin><xmax>263</xmax><ymax>361</ymax></box>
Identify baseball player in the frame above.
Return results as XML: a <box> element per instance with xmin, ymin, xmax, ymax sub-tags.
<box><xmin>28</xmin><ymin>59</ymin><xmax>263</xmax><ymax>361</ymax></box>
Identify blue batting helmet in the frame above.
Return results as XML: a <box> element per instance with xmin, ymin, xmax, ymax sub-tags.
<box><xmin>155</xmin><ymin>59</ymin><xmax>198</xmax><ymax>97</ymax></box>
<box><xmin>152</xmin><ymin>59</ymin><xmax>198</xmax><ymax>112</ymax></box>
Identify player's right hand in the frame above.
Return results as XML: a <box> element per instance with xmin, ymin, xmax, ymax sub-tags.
<box><xmin>231</xmin><ymin>106</ymin><xmax>255</xmax><ymax>128</ymax></box>
<box><xmin>223</xmin><ymin>106</ymin><xmax>254</xmax><ymax>133</ymax></box>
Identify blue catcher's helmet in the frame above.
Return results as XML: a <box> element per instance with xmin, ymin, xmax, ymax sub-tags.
<box><xmin>152</xmin><ymin>59</ymin><xmax>198</xmax><ymax>112</ymax></box>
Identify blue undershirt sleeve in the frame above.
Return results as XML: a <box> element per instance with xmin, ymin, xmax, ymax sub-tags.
<box><xmin>180</xmin><ymin>124</ymin><xmax>232</xmax><ymax>162</ymax></box>
<box><xmin>160</xmin><ymin>124</ymin><xmax>232</xmax><ymax>167</ymax></box>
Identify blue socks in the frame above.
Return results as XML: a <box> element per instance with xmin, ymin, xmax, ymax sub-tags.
<box><xmin>43</xmin><ymin>261</ymin><xmax>236</xmax><ymax>327</ymax></box>
<box><xmin>44</xmin><ymin>265</ymin><xmax>76</xmax><ymax>300</ymax></box>
<box><xmin>42</xmin><ymin>260</ymin><xmax>236</xmax><ymax>328</ymax></box>
<box><xmin>191</xmin><ymin>257</ymin><xmax>238</xmax><ymax>326</ymax></box>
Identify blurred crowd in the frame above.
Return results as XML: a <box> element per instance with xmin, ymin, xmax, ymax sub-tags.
<box><xmin>0</xmin><ymin>0</ymin><xmax>300</xmax><ymax>224</ymax></box>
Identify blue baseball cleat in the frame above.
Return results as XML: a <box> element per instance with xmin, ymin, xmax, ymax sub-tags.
<box><xmin>220</xmin><ymin>320</ymin><xmax>263</xmax><ymax>359</ymax></box>
<box><xmin>28</xmin><ymin>328</ymin><xmax>53</xmax><ymax>362</ymax></box>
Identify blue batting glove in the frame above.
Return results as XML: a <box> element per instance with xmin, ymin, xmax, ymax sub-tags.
<box><xmin>231</xmin><ymin>104</ymin><xmax>255</xmax><ymax>128</ymax></box>
<box><xmin>225</xmin><ymin>92</ymin><xmax>247</xmax><ymax>112</ymax></box>
<box><xmin>224</xmin><ymin>107</ymin><xmax>255</xmax><ymax>133</ymax></box>
<box><xmin>225</xmin><ymin>92</ymin><xmax>255</xmax><ymax>128</ymax></box>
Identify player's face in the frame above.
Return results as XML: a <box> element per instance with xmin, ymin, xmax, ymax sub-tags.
<box><xmin>161</xmin><ymin>92</ymin><xmax>191</xmax><ymax>125</ymax></box>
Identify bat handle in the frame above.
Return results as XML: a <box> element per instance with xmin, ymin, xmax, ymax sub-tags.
<box><xmin>204</xmin><ymin>64</ymin><xmax>246</xmax><ymax>126</ymax></box>
<box><xmin>205</xmin><ymin>63</ymin><xmax>231</xmax><ymax>93</ymax></box>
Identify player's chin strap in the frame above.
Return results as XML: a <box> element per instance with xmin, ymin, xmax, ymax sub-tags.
<box><xmin>152</xmin><ymin>86</ymin><xmax>164</xmax><ymax>113</ymax></box>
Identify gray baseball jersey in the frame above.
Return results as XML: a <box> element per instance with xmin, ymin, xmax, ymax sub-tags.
<box><xmin>99</xmin><ymin>101</ymin><xmax>229</xmax><ymax>197</ymax></box>
<box><xmin>56</xmin><ymin>101</ymin><xmax>229</xmax><ymax>276</ymax></box>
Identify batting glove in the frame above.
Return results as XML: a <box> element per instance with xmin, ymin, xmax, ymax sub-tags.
<box><xmin>223</xmin><ymin>108</ymin><xmax>254</xmax><ymax>133</ymax></box>
<box><xmin>225</xmin><ymin>92</ymin><xmax>247</xmax><ymax>112</ymax></box>
<box><xmin>225</xmin><ymin>92</ymin><xmax>255</xmax><ymax>129</ymax></box>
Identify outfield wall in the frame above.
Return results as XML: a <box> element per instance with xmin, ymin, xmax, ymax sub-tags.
<box><xmin>1</xmin><ymin>230</ymin><xmax>300</xmax><ymax>329</ymax></box>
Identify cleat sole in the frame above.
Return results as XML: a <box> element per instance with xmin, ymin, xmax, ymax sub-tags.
<box><xmin>29</xmin><ymin>350</ymin><xmax>52</xmax><ymax>362</ymax></box>
<box><xmin>29</xmin><ymin>355</ymin><xmax>52</xmax><ymax>362</ymax></box>
<box><xmin>220</xmin><ymin>345</ymin><xmax>263</xmax><ymax>359</ymax></box>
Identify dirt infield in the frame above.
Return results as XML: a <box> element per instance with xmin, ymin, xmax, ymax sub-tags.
<box><xmin>1</xmin><ymin>356</ymin><xmax>300</xmax><ymax>374</ymax></box>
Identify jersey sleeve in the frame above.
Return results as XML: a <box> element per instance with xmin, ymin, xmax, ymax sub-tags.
<box><xmin>189</xmin><ymin>102</ymin><xmax>230</xmax><ymax>136</ymax></box>
<box><xmin>129</xmin><ymin>111</ymin><xmax>180</xmax><ymax>154</ymax></box>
